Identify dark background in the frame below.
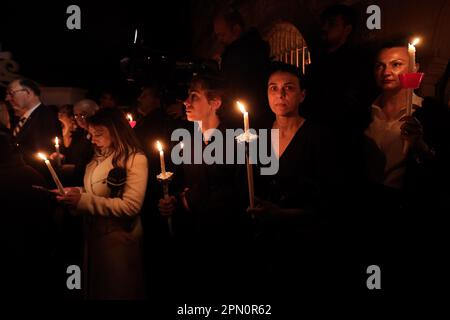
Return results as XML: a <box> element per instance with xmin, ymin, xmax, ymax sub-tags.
<box><xmin>0</xmin><ymin>1</ymin><xmax>192</xmax><ymax>88</ymax></box>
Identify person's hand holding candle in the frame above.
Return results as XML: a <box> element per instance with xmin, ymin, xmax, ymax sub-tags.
<box><xmin>158</xmin><ymin>196</ymin><xmax>177</xmax><ymax>217</ymax></box>
<box><xmin>54</xmin><ymin>187</ymin><xmax>82</xmax><ymax>208</ymax></box>
<box><xmin>399</xmin><ymin>115</ymin><xmax>433</xmax><ymax>158</ymax></box>
<box><xmin>49</xmin><ymin>152</ymin><xmax>65</xmax><ymax>162</ymax></box>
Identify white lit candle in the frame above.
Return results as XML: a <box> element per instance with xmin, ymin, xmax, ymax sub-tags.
<box><xmin>408</xmin><ymin>38</ymin><xmax>420</xmax><ymax>73</ymax></box>
<box><xmin>127</xmin><ymin>113</ymin><xmax>136</xmax><ymax>128</ymax></box>
<box><xmin>54</xmin><ymin>136</ymin><xmax>61</xmax><ymax>167</ymax></box>
<box><xmin>156</xmin><ymin>141</ymin><xmax>166</xmax><ymax>175</ymax></box>
<box><xmin>403</xmin><ymin>37</ymin><xmax>421</xmax><ymax>154</ymax></box>
<box><xmin>155</xmin><ymin>140</ymin><xmax>174</xmax><ymax>236</ymax></box>
<box><xmin>37</xmin><ymin>153</ymin><xmax>65</xmax><ymax>195</ymax></box>
<box><xmin>236</xmin><ymin>101</ymin><xmax>255</xmax><ymax>208</ymax></box>
<box><xmin>406</xmin><ymin>38</ymin><xmax>420</xmax><ymax>117</ymax></box>
<box><xmin>237</xmin><ymin>101</ymin><xmax>249</xmax><ymax>133</ymax></box>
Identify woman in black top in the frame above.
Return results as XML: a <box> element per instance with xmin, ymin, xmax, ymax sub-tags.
<box><xmin>248</xmin><ymin>63</ymin><xmax>343</xmax><ymax>295</ymax></box>
<box><xmin>250</xmin><ymin>62</ymin><xmax>340</xmax><ymax>240</ymax></box>
<box><xmin>51</xmin><ymin>104</ymin><xmax>94</xmax><ymax>185</ymax></box>
<box><xmin>157</xmin><ymin>72</ymin><xmax>251</xmax><ymax>300</ymax></box>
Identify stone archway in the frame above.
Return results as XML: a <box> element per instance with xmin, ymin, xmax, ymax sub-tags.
<box><xmin>263</xmin><ymin>22</ymin><xmax>311</xmax><ymax>74</ymax></box>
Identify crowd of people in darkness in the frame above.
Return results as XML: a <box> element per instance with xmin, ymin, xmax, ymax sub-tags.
<box><xmin>1</xmin><ymin>4</ymin><xmax>449</xmax><ymax>300</ymax></box>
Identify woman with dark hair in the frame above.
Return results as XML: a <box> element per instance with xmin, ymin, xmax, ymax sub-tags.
<box><xmin>246</xmin><ymin>62</ymin><xmax>343</xmax><ymax>295</ymax></box>
<box><xmin>249</xmin><ymin>62</ymin><xmax>340</xmax><ymax>237</ymax></box>
<box><xmin>50</xmin><ymin>104</ymin><xmax>94</xmax><ymax>185</ymax></box>
<box><xmin>55</xmin><ymin>108</ymin><xmax>148</xmax><ymax>300</ymax></box>
<box><xmin>57</xmin><ymin>104</ymin><xmax>76</xmax><ymax>147</ymax></box>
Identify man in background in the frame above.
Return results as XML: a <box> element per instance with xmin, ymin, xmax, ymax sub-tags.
<box><xmin>6</xmin><ymin>78</ymin><xmax>61</xmax><ymax>172</ymax></box>
<box><xmin>213</xmin><ymin>8</ymin><xmax>271</xmax><ymax>128</ymax></box>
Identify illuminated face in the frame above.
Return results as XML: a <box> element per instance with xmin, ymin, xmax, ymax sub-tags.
<box><xmin>267</xmin><ymin>71</ymin><xmax>305</xmax><ymax>117</ymax></box>
<box><xmin>375</xmin><ymin>47</ymin><xmax>411</xmax><ymax>92</ymax></box>
<box><xmin>6</xmin><ymin>80</ymin><xmax>31</xmax><ymax>116</ymax></box>
<box><xmin>184</xmin><ymin>86</ymin><xmax>219</xmax><ymax>122</ymax></box>
<box><xmin>74</xmin><ymin>104</ymin><xmax>96</xmax><ymax>129</ymax></box>
<box><xmin>88</xmin><ymin>125</ymin><xmax>112</xmax><ymax>150</ymax></box>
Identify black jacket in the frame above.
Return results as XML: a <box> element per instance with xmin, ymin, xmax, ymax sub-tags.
<box><xmin>12</xmin><ymin>104</ymin><xmax>61</xmax><ymax>172</ymax></box>
<box><xmin>173</xmin><ymin>123</ymin><xmax>251</xmax><ymax>244</ymax></box>
<box><xmin>221</xmin><ymin>28</ymin><xmax>272</xmax><ymax>129</ymax></box>
<box><xmin>0</xmin><ymin>153</ymin><xmax>57</xmax><ymax>297</ymax></box>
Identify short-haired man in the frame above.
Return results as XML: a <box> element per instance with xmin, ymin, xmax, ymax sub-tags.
<box><xmin>213</xmin><ymin>8</ymin><xmax>271</xmax><ymax>129</ymax></box>
<box><xmin>6</xmin><ymin>78</ymin><xmax>61</xmax><ymax>170</ymax></box>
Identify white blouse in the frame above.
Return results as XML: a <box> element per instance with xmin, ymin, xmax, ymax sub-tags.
<box><xmin>365</xmin><ymin>94</ymin><xmax>423</xmax><ymax>189</ymax></box>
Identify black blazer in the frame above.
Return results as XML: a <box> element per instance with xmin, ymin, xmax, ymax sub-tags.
<box><xmin>12</xmin><ymin>104</ymin><xmax>61</xmax><ymax>170</ymax></box>
<box><xmin>177</xmin><ymin>124</ymin><xmax>251</xmax><ymax>244</ymax></box>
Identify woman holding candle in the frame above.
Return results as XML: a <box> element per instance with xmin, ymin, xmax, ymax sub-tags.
<box><xmin>58</xmin><ymin>104</ymin><xmax>77</xmax><ymax>148</ymax></box>
<box><xmin>362</xmin><ymin>39</ymin><xmax>450</xmax><ymax>289</ymax></box>
<box><xmin>50</xmin><ymin>104</ymin><xmax>94</xmax><ymax>185</ymax></box>
<box><xmin>364</xmin><ymin>38</ymin><xmax>446</xmax><ymax>193</ymax></box>
<box><xmin>158</xmin><ymin>72</ymin><xmax>250</xmax><ymax>242</ymax></box>
<box><xmin>364</xmin><ymin>39</ymin><xmax>450</xmax><ymax>228</ymax></box>
<box><xmin>55</xmin><ymin>108</ymin><xmax>148</xmax><ymax>300</ymax></box>
<box><xmin>160</xmin><ymin>73</ymin><xmax>250</xmax><ymax>239</ymax></box>
<box><xmin>157</xmin><ymin>72</ymin><xmax>251</xmax><ymax>298</ymax></box>
<box><xmin>246</xmin><ymin>62</ymin><xmax>343</xmax><ymax>294</ymax></box>
<box><xmin>248</xmin><ymin>62</ymin><xmax>340</xmax><ymax>233</ymax></box>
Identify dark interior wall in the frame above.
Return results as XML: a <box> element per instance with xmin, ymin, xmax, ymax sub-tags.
<box><xmin>190</xmin><ymin>0</ymin><xmax>450</xmax><ymax>97</ymax></box>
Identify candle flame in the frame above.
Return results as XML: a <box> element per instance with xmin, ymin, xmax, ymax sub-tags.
<box><xmin>55</xmin><ymin>136</ymin><xmax>59</xmax><ymax>146</ymax></box>
<box><xmin>411</xmin><ymin>38</ymin><xmax>420</xmax><ymax>46</ymax></box>
<box><xmin>180</xmin><ymin>142</ymin><xmax>184</xmax><ymax>149</ymax></box>
<box><xmin>156</xmin><ymin>140</ymin><xmax>163</xmax><ymax>152</ymax></box>
<box><xmin>37</xmin><ymin>152</ymin><xmax>47</xmax><ymax>161</ymax></box>
<box><xmin>134</xmin><ymin>29</ymin><xmax>138</xmax><ymax>44</ymax></box>
<box><xmin>126</xmin><ymin>113</ymin><xmax>133</xmax><ymax>122</ymax></box>
<box><xmin>237</xmin><ymin>101</ymin><xmax>247</xmax><ymax>114</ymax></box>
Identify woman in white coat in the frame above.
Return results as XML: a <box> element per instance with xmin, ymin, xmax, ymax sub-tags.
<box><xmin>56</xmin><ymin>108</ymin><xmax>148</xmax><ymax>300</ymax></box>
